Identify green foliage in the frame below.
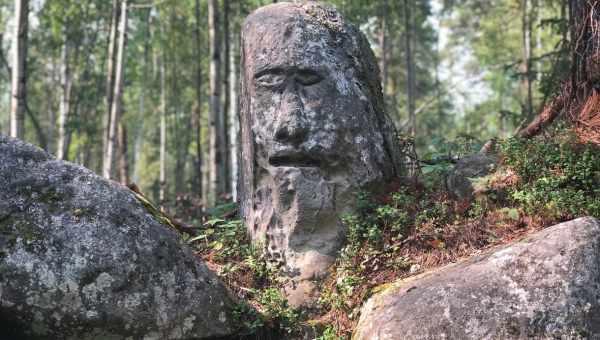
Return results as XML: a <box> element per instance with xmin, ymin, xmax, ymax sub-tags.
<box><xmin>253</xmin><ymin>288</ymin><xmax>301</xmax><ymax>334</ymax></box>
<box><xmin>191</xmin><ymin>209</ymin><xmax>300</xmax><ymax>336</ymax></box>
<box><xmin>190</xmin><ymin>218</ymin><xmax>250</xmax><ymax>260</ymax></box>
<box><xmin>500</xmin><ymin>135</ymin><xmax>600</xmax><ymax>219</ymax></box>
<box><xmin>316</xmin><ymin>325</ymin><xmax>345</xmax><ymax>340</ymax></box>
<box><xmin>233</xmin><ymin>301</ymin><xmax>265</xmax><ymax>333</ymax></box>
<box><xmin>233</xmin><ymin>286</ymin><xmax>305</xmax><ymax>336</ymax></box>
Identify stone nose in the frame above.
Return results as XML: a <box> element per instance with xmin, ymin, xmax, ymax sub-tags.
<box><xmin>275</xmin><ymin>88</ymin><xmax>308</xmax><ymax>145</ymax></box>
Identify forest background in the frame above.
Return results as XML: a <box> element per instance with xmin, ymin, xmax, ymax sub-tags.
<box><xmin>0</xmin><ymin>0</ymin><xmax>569</xmax><ymax>212</ymax></box>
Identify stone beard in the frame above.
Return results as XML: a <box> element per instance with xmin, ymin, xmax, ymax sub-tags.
<box><xmin>239</xmin><ymin>2</ymin><xmax>403</xmax><ymax>305</ymax></box>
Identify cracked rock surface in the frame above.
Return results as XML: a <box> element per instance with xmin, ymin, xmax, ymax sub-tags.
<box><xmin>355</xmin><ymin>217</ymin><xmax>600</xmax><ymax>340</ymax></box>
<box><xmin>0</xmin><ymin>135</ymin><xmax>236</xmax><ymax>340</ymax></box>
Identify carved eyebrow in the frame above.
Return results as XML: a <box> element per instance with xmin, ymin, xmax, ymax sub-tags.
<box><xmin>254</xmin><ymin>67</ymin><xmax>286</xmax><ymax>79</ymax></box>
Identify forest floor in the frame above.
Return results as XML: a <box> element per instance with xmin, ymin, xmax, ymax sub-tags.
<box><xmin>170</xmin><ymin>128</ymin><xmax>600</xmax><ymax>340</ymax></box>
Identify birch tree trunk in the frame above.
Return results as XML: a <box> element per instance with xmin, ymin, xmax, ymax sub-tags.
<box><xmin>208</xmin><ymin>0</ymin><xmax>221</xmax><ymax>206</ymax></box>
<box><xmin>229</xmin><ymin>31</ymin><xmax>239</xmax><ymax>202</ymax></box>
<box><xmin>10</xmin><ymin>0</ymin><xmax>29</xmax><ymax>139</ymax></box>
<box><xmin>103</xmin><ymin>0</ymin><xmax>128</xmax><ymax>179</ymax></box>
<box><xmin>57</xmin><ymin>38</ymin><xmax>72</xmax><ymax>160</ymax></box>
<box><xmin>222</xmin><ymin>0</ymin><xmax>231</xmax><ymax>195</ymax></box>
<box><xmin>103</xmin><ymin>0</ymin><xmax>120</xmax><ymax>161</ymax></box>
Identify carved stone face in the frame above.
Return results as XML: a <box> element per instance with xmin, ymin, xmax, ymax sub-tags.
<box><xmin>240</xmin><ymin>2</ymin><xmax>403</xmax><ymax>306</ymax></box>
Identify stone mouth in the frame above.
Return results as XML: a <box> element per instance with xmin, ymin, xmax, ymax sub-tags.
<box><xmin>269</xmin><ymin>152</ymin><xmax>321</xmax><ymax>168</ymax></box>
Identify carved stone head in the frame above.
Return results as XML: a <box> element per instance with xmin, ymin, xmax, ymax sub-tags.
<box><xmin>239</xmin><ymin>1</ymin><xmax>403</xmax><ymax>305</ymax></box>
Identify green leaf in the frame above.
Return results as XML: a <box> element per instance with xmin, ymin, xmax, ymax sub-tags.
<box><xmin>210</xmin><ymin>241</ymin><xmax>224</xmax><ymax>251</ymax></box>
<box><xmin>205</xmin><ymin>218</ymin><xmax>225</xmax><ymax>227</ymax></box>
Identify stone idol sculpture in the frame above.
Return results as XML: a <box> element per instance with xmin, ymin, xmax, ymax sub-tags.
<box><xmin>239</xmin><ymin>1</ymin><xmax>404</xmax><ymax>306</ymax></box>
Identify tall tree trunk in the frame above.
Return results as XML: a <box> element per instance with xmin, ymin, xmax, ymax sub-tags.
<box><xmin>10</xmin><ymin>0</ymin><xmax>28</xmax><ymax>139</ymax></box>
<box><xmin>57</xmin><ymin>38</ymin><xmax>73</xmax><ymax>160</ymax></box>
<box><xmin>229</xmin><ymin>31</ymin><xmax>239</xmax><ymax>202</ymax></box>
<box><xmin>521</xmin><ymin>0</ymin><xmax>534</xmax><ymax>119</ymax></box>
<box><xmin>378</xmin><ymin>0</ymin><xmax>388</xmax><ymax>96</ymax></box>
<box><xmin>159</xmin><ymin>50</ymin><xmax>167</xmax><ymax>206</ymax></box>
<box><xmin>118</xmin><ymin>122</ymin><xmax>129</xmax><ymax>185</ymax></box>
<box><xmin>222</xmin><ymin>0</ymin><xmax>231</xmax><ymax>195</ymax></box>
<box><xmin>192</xmin><ymin>0</ymin><xmax>204</xmax><ymax>203</ymax></box>
<box><xmin>103</xmin><ymin>0</ymin><xmax>120</xmax><ymax>162</ymax></box>
<box><xmin>404</xmin><ymin>0</ymin><xmax>416</xmax><ymax>138</ymax></box>
<box><xmin>103</xmin><ymin>0</ymin><xmax>128</xmax><ymax>179</ymax></box>
<box><xmin>47</xmin><ymin>60</ymin><xmax>56</xmax><ymax>154</ymax></box>
<box><xmin>208</xmin><ymin>0</ymin><xmax>222</xmax><ymax>206</ymax></box>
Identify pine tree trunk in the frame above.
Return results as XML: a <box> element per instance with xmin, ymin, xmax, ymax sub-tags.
<box><xmin>404</xmin><ymin>0</ymin><xmax>416</xmax><ymax>138</ymax></box>
<box><xmin>159</xmin><ymin>50</ymin><xmax>167</xmax><ymax>206</ymax></box>
<box><xmin>222</xmin><ymin>0</ymin><xmax>231</xmax><ymax>195</ymax></box>
<box><xmin>10</xmin><ymin>0</ymin><xmax>29</xmax><ymax>139</ymax></box>
<box><xmin>229</xmin><ymin>31</ymin><xmax>239</xmax><ymax>202</ymax></box>
<box><xmin>118</xmin><ymin>122</ymin><xmax>129</xmax><ymax>185</ymax></box>
<box><xmin>103</xmin><ymin>0</ymin><xmax>128</xmax><ymax>179</ymax></box>
<box><xmin>208</xmin><ymin>0</ymin><xmax>221</xmax><ymax>206</ymax></box>
<box><xmin>57</xmin><ymin>38</ymin><xmax>72</xmax><ymax>160</ymax></box>
<box><xmin>518</xmin><ymin>0</ymin><xmax>600</xmax><ymax>141</ymax></box>
<box><xmin>379</xmin><ymin>0</ymin><xmax>388</xmax><ymax>96</ymax></box>
<box><xmin>521</xmin><ymin>0</ymin><xmax>534</xmax><ymax>119</ymax></box>
<box><xmin>103</xmin><ymin>0</ymin><xmax>120</xmax><ymax>160</ymax></box>
<box><xmin>192</xmin><ymin>0</ymin><xmax>204</xmax><ymax>202</ymax></box>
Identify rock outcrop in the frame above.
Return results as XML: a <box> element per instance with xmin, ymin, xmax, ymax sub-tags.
<box><xmin>0</xmin><ymin>135</ymin><xmax>237</xmax><ymax>340</ymax></box>
<box><xmin>239</xmin><ymin>1</ymin><xmax>404</xmax><ymax>306</ymax></box>
<box><xmin>355</xmin><ymin>217</ymin><xmax>600</xmax><ymax>340</ymax></box>
<box><xmin>446</xmin><ymin>153</ymin><xmax>497</xmax><ymax>201</ymax></box>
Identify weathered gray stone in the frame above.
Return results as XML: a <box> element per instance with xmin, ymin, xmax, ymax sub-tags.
<box><xmin>0</xmin><ymin>135</ymin><xmax>237</xmax><ymax>339</ymax></box>
<box><xmin>354</xmin><ymin>217</ymin><xmax>600</xmax><ymax>340</ymax></box>
<box><xmin>239</xmin><ymin>2</ymin><xmax>404</xmax><ymax>306</ymax></box>
<box><xmin>445</xmin><ymin>153</ymin><xmax>497</xmax><ymax>201</ymax></box>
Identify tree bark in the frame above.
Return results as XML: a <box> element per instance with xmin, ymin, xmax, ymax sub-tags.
<box><xmin>208</xmin><ymin>0</ymin><xmax>222</xmax><ymax>206</ymax></box>
<box><xmin>103</xmin><ymin>0</ymin><xmax>128</xmax><ymax>179</ymax></box>
<box><xmin>518</xmin><ymin>1</ymin><xmax>600</xmax><ymax>140</ymax></box>
<box><xmin>222</xmin><ymin>0</ymin><xmax>231</xmax><ymax>195</ymax></box>
<box><xmin>103</xmin><ymin>0</ymin><xmax>120</xmax><ymax>160</ymax></box>
<box><xmin>521</xmin><ymin>0</ymin><xmax>534</xmax><ymax>119</ymax></box>
<box><xmin>379</xmin><ymin>0</ymin><xmax>388</xmax><ymax>96</ymax></box>
<box><xmin>159</xmin><ymin>46</ymin><xmax>167</xmax><ymax>206</ymax></box>
<box><xmin>192</xmin><ymin>0</ymin><xmax>204</xmax><ymax>202</ymax></box>
<box><xmin>229</xmin><ymin>30</ymin><xmax>239</xmax><ymax>202</ymax></box>
<box><xmin>10</xmin><ymin>0</ymin><xmax>29</xmax><ymax>139</ymax></box>
<box><xmin>118</xmin><ymin>122</ymin><xmax>129</xmax><ymax>185</ymax></box>
<box><xmin>404</xmin><ymin>0</ymin><xmax>416</xmax><ymax>138</ymax></box>
<box><xmin>57</xmin><ymin>37</ymin><xmax>73</xmax><ymax>160</ymax></box>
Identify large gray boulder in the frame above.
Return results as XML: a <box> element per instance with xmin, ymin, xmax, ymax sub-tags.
<box><xmin>0</xmin><ymin>136</ymin><xmax>237</xmax><ymax>339</ymax></box>
<box><xmin>355</xmin><ymin>217</ymin><xmax>600</xmax><ymax>340</ymax></box>
<box><xmin>239</xmin><ymin>1</ymin><xmax>404</xmax><ymax>306</ymax></box>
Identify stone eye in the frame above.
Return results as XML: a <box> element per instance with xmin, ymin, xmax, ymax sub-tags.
<box><xmin>255</xmin><ymin>72</ymin><xmax>286</xmax><ymax>88</ymax></box>
<box><xmin>295</xmin><ymin>70</ymin><xmax>322</xmax><ymax>86</ymax></box>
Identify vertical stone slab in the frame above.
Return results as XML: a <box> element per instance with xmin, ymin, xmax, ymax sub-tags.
<box><xmin>239</xmin><ymin>1</ymin><xmax>403</xmax><ymax>306</ymax></box>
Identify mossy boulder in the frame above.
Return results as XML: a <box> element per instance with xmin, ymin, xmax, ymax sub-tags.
<box><xmin>0</xmin><ymin>135</ymin><xmax>237</xmax><ymax>339</ymax></box>
<box><xmin>354</xmin><ymin>217</ymin><xmax>600</xmax><ymax>340</ymax></box>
